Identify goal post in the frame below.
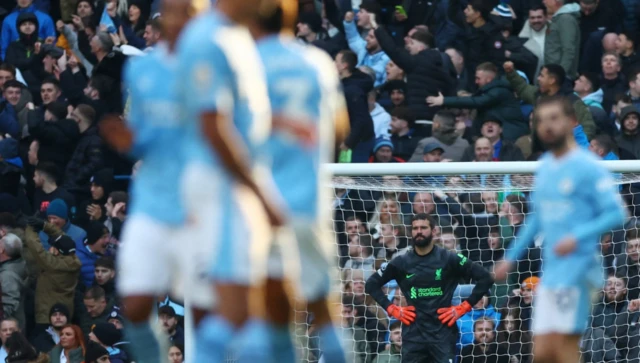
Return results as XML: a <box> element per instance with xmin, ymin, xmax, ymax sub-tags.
<box><xmin>302</xmin><ymin>160</ymin><xmax>640</xmax><ymax>363</ymax></box>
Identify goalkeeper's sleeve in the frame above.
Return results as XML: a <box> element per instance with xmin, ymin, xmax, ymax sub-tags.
<box><xmin>449</xmin><ymin>252</ymin><xmax>494</xmax><ymax>307</ymax></box>
<box><xmin>365</xmin><ymin>262</ymin><xmax>399</xmax><ymax>310</ymax></box>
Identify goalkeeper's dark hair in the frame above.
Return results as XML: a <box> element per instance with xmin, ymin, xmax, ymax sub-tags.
<box><xmin>411</xmin><ymin>213</ymin><xmax>437</xmax><ymax>228</ymax></box>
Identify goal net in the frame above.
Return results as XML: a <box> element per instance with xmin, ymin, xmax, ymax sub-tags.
<box><xmin>293</xmin><ymin>161</ymin><xmax>640</xmax><ymax>363</ymax></box>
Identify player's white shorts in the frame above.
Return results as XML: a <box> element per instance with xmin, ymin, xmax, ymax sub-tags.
<box><xmin>181</xmin><ymin>163</ymin><xmax>271</xmax><ymax>308</ymax></box>
<box><xmin>532</xmin><ymin>285</ymin><xmax>594</xmax><ymax>335</ymax></box>
<box><xmin>267</xmin><ymin>219</ymin><xmax>336</xmax><ymax>301</ymax></box>
<box><xmin>117</xmin><ymin>214</ymin><xmax>187</xmax><ymax>299</ymax></box>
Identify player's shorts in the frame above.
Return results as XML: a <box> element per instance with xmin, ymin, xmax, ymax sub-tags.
<box><xmin>267</xmin><ymin>219</ymin><xmax>336</xmax><ymax>301</ymax></box>
<box><xmin>117</xmin><ymin>214</ymin><xmax>185</xmax><ymax>298</ymax></box>
<box><xmin>532</xmin><ymin>285</ymin><xmax>594</xmax><ymax>335</ymax></box>
<box><xmin>181</xmin><ymin>162</ymin><xmax>271</xmax><ymax>308</ymax></box>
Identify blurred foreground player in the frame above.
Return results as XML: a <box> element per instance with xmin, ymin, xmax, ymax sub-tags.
<box><xmin>100</xmin><ymin>0</ymin><xmax>193</xmax><ymax>361</ymax></box>
<box><xmin>494</xmin><ymin>95</ymin><xmax>627</xmax><ymax>363</ymax></box>
<box><xmin>248</xmin><ymin>2</ymin><xmax>350</xmax><ymax>362</ymax></box>
<box><xmin>366</xmin><ymin>214</ymin><xmax>494</xmax><ymax>363</ymax></box>
<box><xmin>176</xmin><ymin>0</ymin><xmax>283</xmax><ymax>361</ymax></box>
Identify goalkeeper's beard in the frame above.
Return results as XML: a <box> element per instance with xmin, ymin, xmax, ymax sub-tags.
<box><xmin>412</xmin><ymin>234</ymin><xmax>433</xmax><ymax>248</ymax></box>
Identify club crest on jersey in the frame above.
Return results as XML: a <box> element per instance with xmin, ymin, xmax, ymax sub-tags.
<box><xmin>559</xmin><ymin>178</ymin><xmax>574</xmax><ymax>194</ymax></box>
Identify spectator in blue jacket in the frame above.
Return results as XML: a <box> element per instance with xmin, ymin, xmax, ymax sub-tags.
<box><xmin>0</xmin><ymin>99</ymin><xmax>18</xmax><ymax>139</ymax></box>
<box><xmin>76</xmin><ymin>221</ymin><xmax>109</xmax><ymax>288</ymax></box>
<box><xmin>344</xmin><ymin>12</ymin><xmax>390</xmax><ymax>87</ymax></box>
<box><xmin>39</xmin><ymin>199</ymin><xmax>86</xmax><ymax>249</ymax></box>
<box><xmin>457</xmin><ymin>294</ymin><xmax>501</xmax><ymax>348</ymax></box>
<box><xmin>1</xmin><ymin>0</ymin><xmax>55</xmax><ymax>60</ymax></box>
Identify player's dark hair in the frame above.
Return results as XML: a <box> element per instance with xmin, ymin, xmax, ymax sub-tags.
<box><xmin>84</xmin><ymin>286</ymin><xmax>106</xmax><ymax>301</ymax></box>
<box><xmin>625</xmin><ymin>227</ymin><xmax>640</xmax><ymax>242</ymax></box>
<box><xmin>95</xmin><ymin>256</ymin><xmax>115</xmax><ymax>270</ymax></box>
<box><xmin>259</xmin><ymin>6</ymin><xmax>285</xmax><ymax>34</ymax></box>
<box><xmin>337</xmin><ymin>50</ymin><xmax>358</xmax><ymax>73</ymax></box>
<box><xmin>411</xmin><ymin>213</ymin><xmax>436</xmax><ymax>228</ymax></box>
<box><xmin>542</xmin><ymin>64</ymin><xmax>566</xmax><ymax>87</ymax></box>
<box><xmin>389</xmin><ymin>320</ymin><xmax>402</xmax><ymax>331</ymax></box>
<box><xmin>534</xmin><ymin>95</ymin><xmax>577</xmax><ymax>121</ymax></box>
<box><xmin>35</xmin><ymin>161</ymin><xmax>59</xmax><ymax>182</ymax></box>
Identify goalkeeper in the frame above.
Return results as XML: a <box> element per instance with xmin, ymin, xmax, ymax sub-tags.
<box><xmin>365</xmin><ymin>213</ymin><xmax>494</xmax><ymax>362</ymax></box>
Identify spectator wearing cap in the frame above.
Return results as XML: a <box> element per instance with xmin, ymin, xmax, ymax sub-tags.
<box><xmin>616</xmin><ymin>32</ymin><xmax>640</xmax><ymax>71</ymax></box>
<box><xmin>615</xmin><ymin>106</ymin><xmax>640</xmax><ymax>159</ymax></box>
<box><xmin>543</xmin><ymin>0</ymin><xmax>581</xmax><ymax>80</ymax></box>
<box><xmin>600</xmin><ymin>52</ymin><xmax>627</xmax><ymax>115</ymax></box>
<box><xmin>84</xmin><ymin>340</ymin><xmax>109</xmax><ymax>363</ymax></box>
<box><xmin>0</xmin><ymin>0</ymin><xmax>55</xmax><ymax>60</ymax></box>
<box><xmin>448</xmin><ymin>0</ymin><xmax>503</xmax><ymax>74</ymax></box>
<box><xmin>367</xmin><ymin>90</ymin><xmax>391</xmax><ymax>138</ymax></box>
<box><xmin>427</xmin><ymin>62</ymin><xmax>527</xmax><ymax>141</ymax></box>
<box><xmin>89</xmin><ymin>323</ymin><xmax>128</xmax><ymax>363</ymax></box>
<box><xmin>27</xmin><ymin>97</ymin><xmax>80</xmax><ymax>174</ymax></box>
<box><xmin>505</xmin><ymin>62</ymin><xmax>596</xmax><ymax>140</ymax></box>
<box><xmin>0</xmin><ymin>234</ymin><xmax>27</xmax><ymax>330</ymax></box>
<box><xmin>158</xmin><ymin>306</ymin><xmax>184</xmax><ymax>347</ymax></box>
<box><xmin>23</xmin><ymin>221</ymin><xmax>81</xmax><ymax>328</ymax></box>
<box><xmin>344</xmin><ymin>11</ymin><xmax>390</xmax><ymax>87</ymax></box>
<box><xmin>509</xmin><ymin>276</ymin><xmax>538</xmax><ymax>332</ymax></box>
<box><xmin>460</xmin><ymin>117</ymin><xmax>524</xmax><ymax>162</ymax></box>
<box><xmin>75</xmin><ymin>169</ymin><xmax>113</xmax><ymax>231</ymax></box>
<box><xmin>32</xmin><ymin>162</ymin><xmax>75</xmax><ymax>218</ymax></box>
<box><xmin>373</xmin><ymin>25</ymin><xmax>456</xmax><ymax>124</ymax></box>
<box><xmin>93</xmin><ymin>257</ymin><xmax>116</xmax><ymax>303</ymax></box>
<box><xmin>0</xmin><ymin>138</ymin><xmax>22</xmax><ymax>196</ymax></box>
<box><xmin>107</xmin><ymin>308</ymin><xmax>124</xmax><ymax>330</ymax></box>
<box><xmin>410</xmin><ymin>110</ymin><xmax>469</xmax><ymax>162</ymax></box>
<box><xmin>76</xmin><ymin>221</ymin><xmax>109</xmax><ymax>288</ymax></box>
<box><xmin>80</xmin><ymin>287</ymin><xmax>113</xmax><ymax>336</ymax></box>
<box><xmin>422</xmin><ymin>142</ymin><xmax>445</xmax><ymax>163</ymax></box>
<box><xmin>389</xmin><ymin>106</ymin><xmax>417</xmax><ymax>161</ymax></box>
<box><xmin>63</xmin><ymin>104</ymin><xmax>104</xmax><ymax>194</ymax></box>
<box><xmin>368</xmin><ymin>137</ymin><xmax>403</xmax><ymax>163</ymax></box>
<box><xmin>31</xmin><ymin>303</ymin><xmax>70</xmax><ymax>353</ymax></box>
<box><xmin>39</xmin><ymin>199</ymin><xmax>86</xmax><ymax>250</ymax></box>
<box><xmin>335</xmin><ymin>50</ymin><xmax>376</xmax><ymax>163</ymax></box>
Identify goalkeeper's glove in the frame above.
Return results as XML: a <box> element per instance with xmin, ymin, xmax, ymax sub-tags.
<box><xmin>437</xmin><ymin>301</ymin><xmax>472</xmax><ymax>327</ymax></box>
<box><xmin>386</xmin><ymin>304</ymin><xmax>416</xmax><ymax>325</ymax></box>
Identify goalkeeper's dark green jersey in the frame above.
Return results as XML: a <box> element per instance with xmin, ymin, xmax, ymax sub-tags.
<box><xmin>365</xmin><ymin>245</ymin><xmax>494</xmax><ymax>345</ymax></box>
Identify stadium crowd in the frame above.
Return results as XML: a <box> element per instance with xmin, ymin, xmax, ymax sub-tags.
<box><xmin>0</xmin><ymin>0</ymin><xmax>637</xmax><ymax>361</ymax></box>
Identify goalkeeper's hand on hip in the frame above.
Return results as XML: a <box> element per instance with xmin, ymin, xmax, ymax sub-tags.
<box><xmin>386</xmin><ymin>304</ymin><xmax>416</xmax><ymax>325</ymax></box>
<box><xmin>437</xmin><ymin>301</ymin><xmax>472</xmax><ymax>327</ymax></box>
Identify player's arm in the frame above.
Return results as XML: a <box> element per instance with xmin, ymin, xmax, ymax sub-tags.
<box><xmin>437</xmin><ymin>253</ymin><xmax>494</xmax><ymax>327</ymax></box>
<box><xmin>493</xmin><ymin>207</ymin><xmax>540</xmax><ymax>280</ymax></box>
<box><xmin>100</xmin><ymin>62</ymin><xmax>137</xmax><ymax>155</ymax></box>
<box><xmin>365</xmin><ymin>261</ymin><xmax>416</xmax><ymax>325</ymax></box>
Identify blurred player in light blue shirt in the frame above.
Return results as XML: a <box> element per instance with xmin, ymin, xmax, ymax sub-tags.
<box><xmin>251</xmin><ymin>4</ymin><xmax>349</xmax><ymax>363</ymax></box>
<box><xmin>494</xmin><ymin>95</ymin><xmax>626</xmax><ymax>363</ymax></box>
<box><xmin>100</xmin><ymin>0</ymin><xmax>193</xmax><ymax>361</ymax></box>
<box><xmin>176</xmin><ymin>1</ymin><xmax>283</xmax><ymax>362</ymax></box>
